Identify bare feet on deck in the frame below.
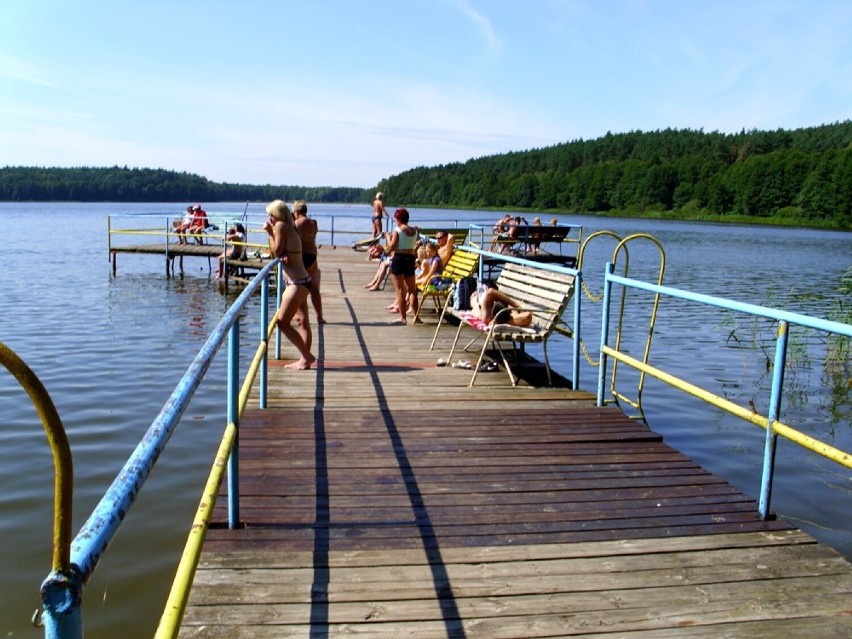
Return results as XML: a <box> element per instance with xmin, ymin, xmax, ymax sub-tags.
<box><xmin>285</xmin><ymin>354</ymin><xmax>317</xmax><ymax>370</ymax></box>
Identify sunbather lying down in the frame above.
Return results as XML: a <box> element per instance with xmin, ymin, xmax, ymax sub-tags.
<box><xmin>471</xmin><ymin>284</ymin><xmax>532</xmax><ymax>327</ymax></box>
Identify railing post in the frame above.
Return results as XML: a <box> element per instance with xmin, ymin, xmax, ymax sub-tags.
<box><xmin>330</xmin><ymin>215</ymin><xmax>335</xmax><ymax>246</ymax></box>
<box><xmin>275</xmin><ymin>263</ymin><xmax>284</xmax><ymax>359</ymax></box>
<box><xmin>260</xmin><ymin>274</ymin><xmax>269</xmax><ymax>409</ymax></box>
<box><xmin>227</xmin><ymin>318</ymin><xmax>240</xmax><ymax>529</ymax></box>
<box><xmin>596</xmin><ymin>262</ymin><xmax>615</xmax><ymax>406</ymax></box>
<box><xmin>221</xmin><ymin>221</ymin><xmax>229</xmax><ymax>281</ymax></box>
<box><xmin>759</xmin><ymin>320</ymin><xmax>789</xmax><ymax>519</ymax></box>
<box><xmin>572</xmin><ymin>270</ymin><xmax>582</xmax><ymax>388</ymax></box>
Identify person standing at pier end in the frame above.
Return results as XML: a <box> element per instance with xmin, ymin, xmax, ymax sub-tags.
<box><xmin>293</xmin><ymin>200</ymin><xmax>326</xmax><ymax>326</ymax></box>
<box><xmin>372</xmin><ymin>192</ymin><xmax>389</xmax><ymax>237</ymax></box>
<box><xmin>264</xmin><ymin>199</ymin><xmax>316</xmax><ymax>370</ymax></box>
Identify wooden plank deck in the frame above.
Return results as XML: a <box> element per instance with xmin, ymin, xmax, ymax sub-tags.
<box><xmin>109</xmin><ymin>242</ymin><xmax>269</xmax><ymax>275</ymax></box>
<box><xmin>179</xmin><ymin>247</ymin><xmax>852</xmax><ymax>638</ymax></box>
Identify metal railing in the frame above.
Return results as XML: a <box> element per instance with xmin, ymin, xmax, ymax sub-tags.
<box><xmin>596</xmin><ymin>262</ymin><xmax>852</xmax><ymax>519</ymax></box>
<box><xmin>23</xmin><ymin>220</ymin><xmax>849</xmax><ymax>636</ymax></box>
<box><xmin>29</xmin><ymin>257</ymin><xmax>282</xmax><ymax>639</ymax></box>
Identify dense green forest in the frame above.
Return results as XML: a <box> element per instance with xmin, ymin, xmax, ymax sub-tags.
<box><xmin>0</xmin><ymin>166</ymin><xmax>367</xmax><ymax>204</ymax></box>
<box><xmin>2</xmin><ymin>121</ymin><xmax>850</xmax><ymax>228</ymax></box>
<box><xmin>377</xmin><ymin>121</ymin><xmax>852</xmax><ymax>228</ymax></box>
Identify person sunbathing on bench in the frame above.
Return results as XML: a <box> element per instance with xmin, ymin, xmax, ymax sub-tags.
<box><xmin>473</xmin><ymin>285</ymin><xmax>533</xmax><ymax>327</ymax></box>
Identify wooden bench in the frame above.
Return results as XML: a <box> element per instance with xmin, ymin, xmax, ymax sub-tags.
<box><xmin>489</xmin><ymin>224</ymin><xmax>580</xmax><ymax>265</ymax></box>
<box><xmin>430</xmin><ymin>262</ymin><xmax>575</xmax><ymax>387</ymax></box>
<box><xmin>412</xmin><ymin>248</ymin><xmax>479</xmax><ymax>323</ymax></box>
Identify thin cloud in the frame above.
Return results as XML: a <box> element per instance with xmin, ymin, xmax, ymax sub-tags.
<box><xmin>448</xmin><ymin>0</ymin><xmax>501</xmax><ymax>51</ymax></box>
<box><xmin>0</xmin><ymin>54</ymin><xmax>57</xmax><ymax>88</ymax></box>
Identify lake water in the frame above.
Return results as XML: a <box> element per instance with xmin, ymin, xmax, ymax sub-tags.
<box><xmin>1</xmin><ymin>202</ymin><xmax>849</xmax><ymax>637</ymax></box>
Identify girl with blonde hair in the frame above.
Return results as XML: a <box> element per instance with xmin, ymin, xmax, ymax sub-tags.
<box><xmin>264</xmin><ymin>199</ymin><xmax>316</xmax><ymax>369</ymax></box>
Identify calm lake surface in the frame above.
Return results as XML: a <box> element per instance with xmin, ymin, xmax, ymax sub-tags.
<box><xmin>1</xmin><ymin>202</ymin><xmax>850</xmax><ymax>637</ymax></box>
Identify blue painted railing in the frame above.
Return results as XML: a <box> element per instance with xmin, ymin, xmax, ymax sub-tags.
<box><xmin>37</xmin><ymin>259</ymin><xmax>281</xmax><ymax>639</ymax></box>
<box><xmin>33</xmin><ymin>235</ymin><xmax>850</xmax><ymax>637</ymax></box>
<box><xmin>596</xmin><ymin>262</ymin><xmax>852</xmax><ymax>519</ymax></box>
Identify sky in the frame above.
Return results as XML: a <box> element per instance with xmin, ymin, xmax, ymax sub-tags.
<box><xmin>1</xmin><ymin>1</ymin><xmax>850</xmax><ymax>188</ymax></box>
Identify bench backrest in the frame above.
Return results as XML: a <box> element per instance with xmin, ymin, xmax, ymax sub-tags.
<box><xmin>494</xmin><ymin>263</ymin><xmax>575</xmax><ymax>333</ymax></box>
<box><xmin>419</xmin><ymin>228</ymin><xmax>469</xmax><ymax>245</ymax></box>
<box><xmin>522</xmin><ymin>225</ymin><xmax>570</xmax><ymax>242</ymax></box>
<box><xmin>442</xmin><ymin>249</ymin><xmax>479</xmax><ymax>281</ymax></box>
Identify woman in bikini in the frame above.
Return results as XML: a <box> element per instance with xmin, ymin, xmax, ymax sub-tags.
<box><xmin>264</xmin><ymin>199</ymin><xmax>316</xmax><ymax>370</ymax></box>
<box><xmin>385</xmin><ymin>208</ymin><xmax>419</xmax><ymax>325</ymax></box>
<box><xmin>293</xmin><ymin>200</ymin><xmax>326</xmax><ymax>325</ymax></box>
<box><xmin>371</xmin><ymin>192</ymin><xmax>388</xmax><ymax>237</ymax></box>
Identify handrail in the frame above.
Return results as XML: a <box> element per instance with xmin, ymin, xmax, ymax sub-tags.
<box><xmin>156</xmin><ymin>312</ymin><xmax>279</xmax><ymax>637</ymax></box>
<box><xmin>0</xmin><ymin>343</ymin><xmax>75</xmax><ymax>633</ymax></box>
<box><xmin>606</xmin><ymin>234</ymin><xmax>666</xmax><ymax>421</ymax></box>
<box><xmin>36</xmin><ymin>258</ymin><xmax>280</xmax><ymax>638</ymax></box>
<box><xmin>107</xmin><ymin>213</ymin><xmax>576</xmax><ymax>252</ymax></box>
<box><xmin>596</xmin><ymin>264</ymin><xmax>852</xmax><ymax>519</ymax></box>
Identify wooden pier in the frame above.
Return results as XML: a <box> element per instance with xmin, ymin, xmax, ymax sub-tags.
<box><xmin>177</xmin><ymin>247</ymin><xmax>852</xmax><ymax>638</ymax></box>
<box><xmin>109</xmin><ymin>242</ymin><xmax>268</xmax><ymax>277</ymax></box>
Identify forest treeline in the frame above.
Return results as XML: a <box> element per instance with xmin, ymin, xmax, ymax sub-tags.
<box><xmin>0</xmin><ymin>166</ymin><xmax>367</xmax><ymax>204</ymax></box>
<box><xmin>377</xmin><ymin>121</ymin><xmax>852</xmax><ymax>228</ymax></box>
<box><xmin>2</xmin><ymin>121</ymin><xmax>850</xmax><ymax>228</ymax></box>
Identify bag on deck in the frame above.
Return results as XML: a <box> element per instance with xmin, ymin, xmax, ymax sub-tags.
<box><xmin>453</xmin><ymin>276</ymin><xmax>476</xmax><ymax>311</ymax></box>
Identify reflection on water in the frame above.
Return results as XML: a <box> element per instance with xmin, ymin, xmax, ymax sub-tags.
<box><xmin>0</xmin><ymin>203</ymin><xmax>849</xmax><ymax>638</ymax></box>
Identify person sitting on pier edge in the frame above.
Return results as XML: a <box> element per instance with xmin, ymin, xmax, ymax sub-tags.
<box><xmin>471</xmin><ymin>281</ymin><xmax>533</xmax><ymax>328</ymax></box>
<box><xmin>187</xmin><ymin>204</ymin><xmax>209</xmax><ymax>244</ymax></box>
<box><xmin>386</xmin><ymin>207</ymin><xmax>419</xmax><ymax>325</ymax></box>
<box><xmin>293</xmin><ymin>200</ymin><xmax>326</xmax><ymax>325</ymax></box>
<box><xmin>527</xmin><ymin>216</ymin><xmax>543</xmax><ymax>254</ymax></box>
<box><xmin>173</xmin><ymin>205</ymin><xmax>194</xmax><ymax>244</ymax></box>
<box><xmin>215</xmin><ymin>223</ymin><xmax>246</xmax><ymax>279</ymax></box>
<box><xmin>264</xmin><ymin>199</ymin><xmax>316</xmax><ymax>370</ymax></box>
<box><xmin>489</xmin><ymin>214</ymin><xmax>512</xmax><ymax>251</ymax></box>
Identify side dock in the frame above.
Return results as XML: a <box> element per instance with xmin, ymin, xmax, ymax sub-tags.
<box><xmin>178</xmin><ymin>247</ymin><xmax>852</xmax><ymax>638</ymax></box>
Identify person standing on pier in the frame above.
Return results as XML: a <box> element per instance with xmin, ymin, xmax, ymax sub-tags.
<box><xmin>264</xmin><ymin>199</ymin><xmax>316</xmax><ymax>370</ymax></box>
<box><xmin>293</xmin><ymin>200</ymin><xmax>326</xmax><ymax>326</ymax></box>
<box><xmin>385</xmin><ymin>207</ymin><xmax>419</xmax><ymax>325</ymax></box>
<box><xmin>371</xmin><ymin>192</ymin><xmax>388</xmax><ymax>237</ymax></box>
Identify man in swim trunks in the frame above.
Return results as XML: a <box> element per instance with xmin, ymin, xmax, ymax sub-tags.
<box><xmin>264</xmin><ymin>199</ymin><xmax>316</xmax><ymax>370</ymax></box>
<box><xmin>293</xmin><ymin>200</ymin><xmax>326</xmax><ymax>325</ymax></box>
<box><xmin>371</xmin><ymin>192</ymin><xmax>388</xmax><ymax>237</ymax></box>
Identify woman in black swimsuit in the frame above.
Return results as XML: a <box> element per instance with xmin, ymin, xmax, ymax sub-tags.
<box><xmin>385</xmin><ymin>208</ymin><xmax>419</xmax><ymax>325</ymax></box>
<box><xmin>293</xmin><ymin>200</ymin><xmax>325</xmax><ymax>324</ymax></box>
<box><xmin>265</xmin><ymin>200</ymin><xmax>316</xmax><ymax>370</ymax></box>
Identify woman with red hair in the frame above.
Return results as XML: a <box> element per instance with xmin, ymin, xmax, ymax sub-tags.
<box><xmin>385</xmin><ymin>208</ymin><xmax>419</xmax><ymax>325</ymax></box>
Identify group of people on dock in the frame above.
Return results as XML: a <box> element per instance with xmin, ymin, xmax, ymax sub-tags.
<box><xmin>265</xmin><ymin>196</ymin><xmax>535</xmax><ymax>371</ymax></box>
<box><xmin>360</xmin><ymin>202</ymin><xmax>531</xmax><ymax>329</ymax></box>
<box><xmin>173</xmin><ymin>204</ymin><xmax>209</xmax><ymax>244</ymax></box>
<box><xmin>362</xmin><ymin>206</ymin><xmax>455</xmax><ymax>325</ymax></box>
<box><xmin>490</xmin><ymin>213</ymin><xmax>559</xmax><ymax>254</ymax></box>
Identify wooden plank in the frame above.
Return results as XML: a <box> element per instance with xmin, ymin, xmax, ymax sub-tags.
<box><xmin>177</xmin><ymin>247</ymin><xmax>852</xmax><ymax>638</ymax></box>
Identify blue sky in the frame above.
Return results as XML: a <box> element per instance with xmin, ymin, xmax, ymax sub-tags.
<box><xmin>1</xmin><ymin>1</ymin><xmax>849</xmax><ymax>188</ymax></box>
